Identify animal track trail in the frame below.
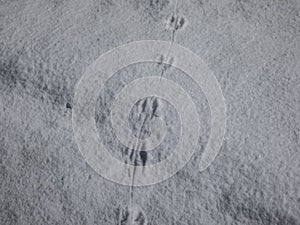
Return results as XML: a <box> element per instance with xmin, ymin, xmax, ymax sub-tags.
<box><xmin>127</xmin><ymin>97</ymin><xmax>164</xmax><ymax>213</ymax></box>
<box><xmin>124</xmin><ymin>1</ymin><xmax>187</xmax><ymax>223</ymax></box>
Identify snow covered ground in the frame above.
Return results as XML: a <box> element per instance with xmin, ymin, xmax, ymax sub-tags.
<box><xmin>0</xmin><ymin>0</ymin><xmax>300</xmax><ymax>224</ymax></box>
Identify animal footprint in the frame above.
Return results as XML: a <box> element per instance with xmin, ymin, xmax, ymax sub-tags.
<box><xmin>157</xmin><ymin>54</ymin><xmax>174</xmax><ymax>70</ymax></box>
<box><xmin>165</xmin><ymin>15</ymin><xmax>187</xmax><ymax>31</ymax></box>
<box><xmin>119</xmin><ymin>204</ymin><xmax>148</xmax><ymax>225</ymax></box>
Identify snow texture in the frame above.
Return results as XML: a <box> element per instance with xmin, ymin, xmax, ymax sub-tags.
<box><xmin>0</xmin><ymin>0</ymin><xmax>300</xmax><ymax>224</ymax></box>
